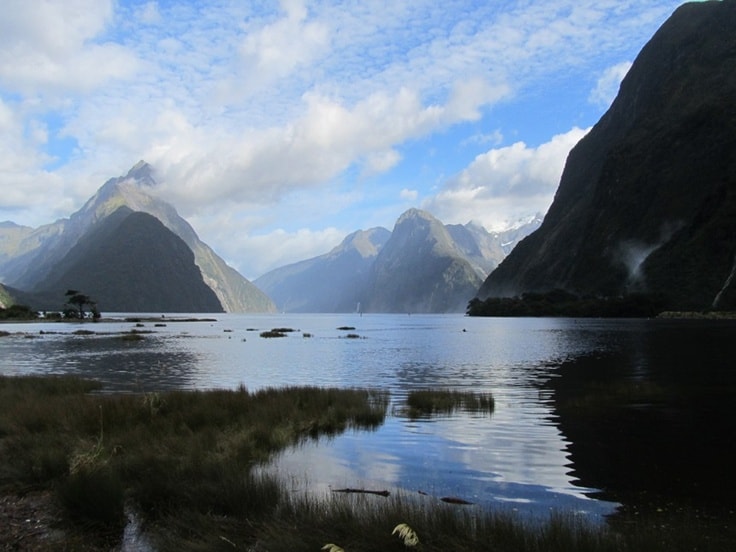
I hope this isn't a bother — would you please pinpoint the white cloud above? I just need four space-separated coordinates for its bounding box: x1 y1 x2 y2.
589 61 632 108
400 189 418 201
199 224 347 280
233 0 330 99
460 130 504 148
424 126 590 230
150 83 503 214
0 0 138 93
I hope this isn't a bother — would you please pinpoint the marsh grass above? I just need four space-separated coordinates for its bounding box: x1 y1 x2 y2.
0 375 388 548
253 491 625 552
405 388 495 417
1 375 730 551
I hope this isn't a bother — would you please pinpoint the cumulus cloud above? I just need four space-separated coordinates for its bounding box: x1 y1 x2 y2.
589 61 632 108
151 83 503 214
233 0 330 98
0 0 138 93
423 126 590 230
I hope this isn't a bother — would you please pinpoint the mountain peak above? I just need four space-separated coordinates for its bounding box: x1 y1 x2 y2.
338 227 391 258
396 208 435 225
125 160 156 186
1 163 276 313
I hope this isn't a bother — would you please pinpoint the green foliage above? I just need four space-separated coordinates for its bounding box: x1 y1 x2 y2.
467 290 668 317
0 284 12 308
0 376 389 546
64 289 98 320
0 303 37 320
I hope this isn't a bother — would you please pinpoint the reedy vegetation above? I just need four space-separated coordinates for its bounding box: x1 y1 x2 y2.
0 375 387 549
405 388 495 417
0 376 727 551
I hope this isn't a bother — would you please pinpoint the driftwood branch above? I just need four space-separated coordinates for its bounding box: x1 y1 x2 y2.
440 496 474 505
331 488 390 497
418 490 474 505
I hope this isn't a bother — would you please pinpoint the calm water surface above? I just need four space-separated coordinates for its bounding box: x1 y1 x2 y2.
2 314 733 522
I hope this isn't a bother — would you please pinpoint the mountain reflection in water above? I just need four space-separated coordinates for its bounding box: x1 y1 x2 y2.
1 314 733 523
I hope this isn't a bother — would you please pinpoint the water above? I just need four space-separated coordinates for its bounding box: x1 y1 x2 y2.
2 313 734 523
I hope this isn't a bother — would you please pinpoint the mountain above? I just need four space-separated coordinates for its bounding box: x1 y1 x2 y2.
256 208 539 313
446 214 543 277
363 209 483 313
0 283 12 309
477 1 736 311
31 207 223 312
0 162 275 313
254 227 390 312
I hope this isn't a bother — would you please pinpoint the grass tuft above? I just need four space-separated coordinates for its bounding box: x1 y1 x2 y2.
260 330 287 338
405 388 495 418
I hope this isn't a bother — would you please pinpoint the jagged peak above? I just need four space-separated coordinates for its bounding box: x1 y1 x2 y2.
124 160 156 186
346 227 391 257
395 208 438 226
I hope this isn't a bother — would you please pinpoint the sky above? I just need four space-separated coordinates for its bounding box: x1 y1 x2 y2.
0 0 695 280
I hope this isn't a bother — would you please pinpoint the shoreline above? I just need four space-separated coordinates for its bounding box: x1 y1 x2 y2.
0 315 219 325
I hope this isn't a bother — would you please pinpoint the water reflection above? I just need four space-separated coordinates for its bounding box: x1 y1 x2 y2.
548 319 736 517
0 315 619 520
4 315 731 522
0 328 201 391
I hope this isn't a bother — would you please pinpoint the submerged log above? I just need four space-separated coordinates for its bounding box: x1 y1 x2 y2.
331 488 390 497
440 496 474 505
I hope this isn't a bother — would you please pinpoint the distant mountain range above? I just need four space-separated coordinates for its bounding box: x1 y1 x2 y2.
1 160 539 315
256 209 541 313
0 162 275 313
476 0 736 312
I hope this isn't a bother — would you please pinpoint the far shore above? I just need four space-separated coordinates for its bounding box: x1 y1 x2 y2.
0 315 219 324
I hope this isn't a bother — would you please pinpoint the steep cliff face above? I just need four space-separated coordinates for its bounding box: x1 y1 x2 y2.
478 1 736 310
364 209 483 313
33 208 223 313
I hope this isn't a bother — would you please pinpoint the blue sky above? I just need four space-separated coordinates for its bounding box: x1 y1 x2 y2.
0 0 693 279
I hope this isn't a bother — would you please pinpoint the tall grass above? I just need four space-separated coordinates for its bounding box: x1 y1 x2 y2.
405 388 495 417
0 375 388 547
1 375 731 551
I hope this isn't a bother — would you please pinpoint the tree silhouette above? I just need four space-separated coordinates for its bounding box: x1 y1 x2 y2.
64 290 98 320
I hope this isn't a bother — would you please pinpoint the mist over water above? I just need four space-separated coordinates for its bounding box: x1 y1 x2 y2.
2 314 733 522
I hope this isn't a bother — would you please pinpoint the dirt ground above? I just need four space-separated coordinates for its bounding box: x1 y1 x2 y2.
0 491 123 551
0 491 68 551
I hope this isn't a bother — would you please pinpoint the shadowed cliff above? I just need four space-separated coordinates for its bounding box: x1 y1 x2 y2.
478 1 736 311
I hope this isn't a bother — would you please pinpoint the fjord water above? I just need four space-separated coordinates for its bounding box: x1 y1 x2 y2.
2 314 734 522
